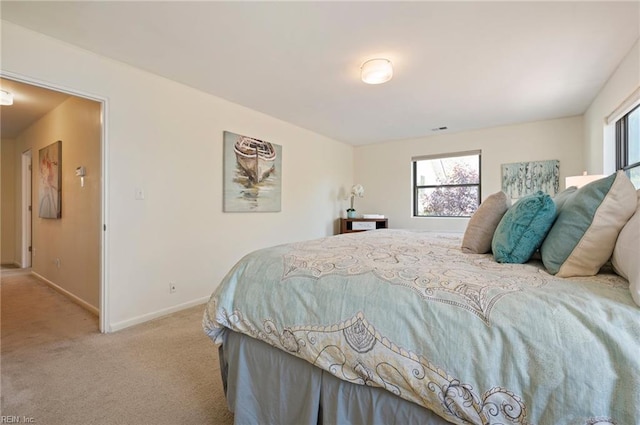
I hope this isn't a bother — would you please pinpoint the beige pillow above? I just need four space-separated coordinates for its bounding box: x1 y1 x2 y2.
612 190 640 307
462 191 510 254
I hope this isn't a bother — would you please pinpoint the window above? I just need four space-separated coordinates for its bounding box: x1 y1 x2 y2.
413 151 481 217
616 104 640 188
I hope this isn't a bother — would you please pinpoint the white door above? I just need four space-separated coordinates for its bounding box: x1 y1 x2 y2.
22 150 32 268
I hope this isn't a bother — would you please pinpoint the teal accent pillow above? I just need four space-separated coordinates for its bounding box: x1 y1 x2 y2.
541 171 637 277
552 186 578 213
492 191 556 264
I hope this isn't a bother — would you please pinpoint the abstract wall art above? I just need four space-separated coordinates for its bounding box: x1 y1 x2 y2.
501 159 559 202
38 140 62 219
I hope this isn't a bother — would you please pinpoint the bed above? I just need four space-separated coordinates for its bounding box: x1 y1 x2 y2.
203 228 640 425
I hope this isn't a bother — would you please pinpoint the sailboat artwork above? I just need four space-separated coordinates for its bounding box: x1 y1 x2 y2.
223 131 282 212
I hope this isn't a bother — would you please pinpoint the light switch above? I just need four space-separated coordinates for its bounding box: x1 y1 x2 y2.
135 188 145 200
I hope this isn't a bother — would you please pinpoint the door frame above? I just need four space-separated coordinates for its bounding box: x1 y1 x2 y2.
2 70 110 333
21 149 32 268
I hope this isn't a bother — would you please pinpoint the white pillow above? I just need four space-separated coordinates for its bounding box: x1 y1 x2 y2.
612 189 640 307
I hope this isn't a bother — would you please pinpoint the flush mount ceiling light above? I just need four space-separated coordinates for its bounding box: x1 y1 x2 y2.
360 58 393 85
0 90 14 106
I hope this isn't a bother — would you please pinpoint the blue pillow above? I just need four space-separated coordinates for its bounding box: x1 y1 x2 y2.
552 186 578 213
492 191 556 264
541 171 637 277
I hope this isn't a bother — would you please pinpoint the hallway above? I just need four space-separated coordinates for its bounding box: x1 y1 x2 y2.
0 272 99 355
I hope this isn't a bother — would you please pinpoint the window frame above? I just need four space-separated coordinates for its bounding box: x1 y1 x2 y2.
616 103 640 185
412 150 482 218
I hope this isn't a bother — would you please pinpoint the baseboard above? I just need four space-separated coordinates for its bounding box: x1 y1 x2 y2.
0 267 31 277
109 296 210 332
31 271 100 316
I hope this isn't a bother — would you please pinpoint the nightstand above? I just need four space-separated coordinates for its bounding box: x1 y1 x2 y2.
340 218 388 234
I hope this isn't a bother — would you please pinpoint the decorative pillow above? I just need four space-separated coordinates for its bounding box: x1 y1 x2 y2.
462 191 510 254
552 186 578 212
612 190 640 307
492 191 556 264
541 171 637 277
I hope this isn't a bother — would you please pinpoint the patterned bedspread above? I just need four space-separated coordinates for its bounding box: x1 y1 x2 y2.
203 229 640 425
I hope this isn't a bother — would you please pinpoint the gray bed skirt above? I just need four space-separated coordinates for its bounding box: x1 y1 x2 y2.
219 329 453 425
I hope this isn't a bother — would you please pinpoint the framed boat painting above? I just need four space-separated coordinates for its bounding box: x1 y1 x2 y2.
38 140 62 219
223 131 282 212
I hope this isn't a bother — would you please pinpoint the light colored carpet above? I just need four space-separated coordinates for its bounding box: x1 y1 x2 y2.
0 273 234 425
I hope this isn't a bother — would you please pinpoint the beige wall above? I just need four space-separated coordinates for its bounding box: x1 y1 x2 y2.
2 21 354 330
13 97 102 309
584 39 640 174
354 116 584 232
1 138 17 264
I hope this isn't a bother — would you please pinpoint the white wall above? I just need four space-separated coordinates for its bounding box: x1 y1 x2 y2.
354 116 584 232
584 39 640 174
1 22 354 330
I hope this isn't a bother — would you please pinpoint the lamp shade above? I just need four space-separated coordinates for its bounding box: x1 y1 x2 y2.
0 90 13 106
565 172 606 189
361 59 393 84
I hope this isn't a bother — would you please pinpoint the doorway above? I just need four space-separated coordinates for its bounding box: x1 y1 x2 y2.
0 73 107 332
21 150 32 268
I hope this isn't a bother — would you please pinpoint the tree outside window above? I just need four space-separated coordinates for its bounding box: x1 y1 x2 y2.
413 152 481 217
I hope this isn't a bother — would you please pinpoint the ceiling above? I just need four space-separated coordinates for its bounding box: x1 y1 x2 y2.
0 78 71 139
1 1 639 145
